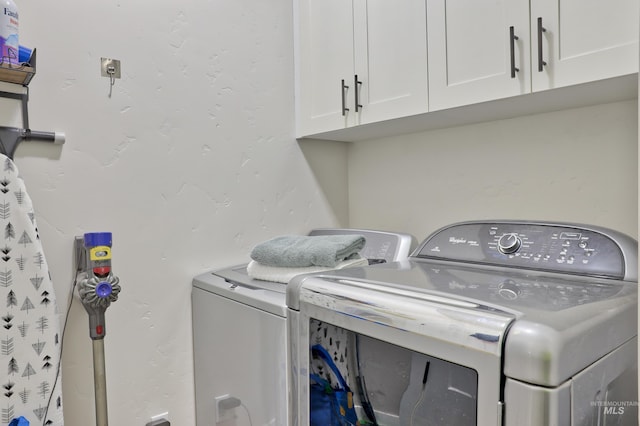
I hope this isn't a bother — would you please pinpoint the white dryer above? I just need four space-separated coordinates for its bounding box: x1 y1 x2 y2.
192 228 414 425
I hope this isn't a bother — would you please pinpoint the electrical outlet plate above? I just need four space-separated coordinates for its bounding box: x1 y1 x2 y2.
215 395 235 423
100 57 121 79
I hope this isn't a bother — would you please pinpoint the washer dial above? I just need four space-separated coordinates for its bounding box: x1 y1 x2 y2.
498 233 522 254
498 280 521 300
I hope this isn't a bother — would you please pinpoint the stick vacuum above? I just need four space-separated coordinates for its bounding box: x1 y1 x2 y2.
75 233 121 426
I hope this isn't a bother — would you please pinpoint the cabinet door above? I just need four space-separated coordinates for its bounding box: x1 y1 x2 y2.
531 0 639 92
426 0 531 111
353 0 429 125
297 0 355 136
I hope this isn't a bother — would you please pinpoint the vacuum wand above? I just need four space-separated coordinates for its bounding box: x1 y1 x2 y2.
76 233 121 426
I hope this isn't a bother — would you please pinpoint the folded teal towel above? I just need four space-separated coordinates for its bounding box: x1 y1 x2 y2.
250 234 366 268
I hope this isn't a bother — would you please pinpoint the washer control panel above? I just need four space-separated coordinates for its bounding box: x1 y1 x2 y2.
415 221 638 281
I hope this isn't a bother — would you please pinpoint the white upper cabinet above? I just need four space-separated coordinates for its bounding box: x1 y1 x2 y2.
531 0 639 92
296 0 428 137
427 0 639 112
426 0 531 111
352 0 429 126
296 0 355 136
296 0 638 140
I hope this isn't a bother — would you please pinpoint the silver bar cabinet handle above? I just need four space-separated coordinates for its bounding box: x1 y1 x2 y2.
341 79 349 116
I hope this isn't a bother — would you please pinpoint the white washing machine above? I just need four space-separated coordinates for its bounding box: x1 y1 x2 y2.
288 220 638 426
192 228 414 426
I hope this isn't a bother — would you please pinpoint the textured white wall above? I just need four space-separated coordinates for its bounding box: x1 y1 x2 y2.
348 100 638 242
6 2 637 425
10 1 341 425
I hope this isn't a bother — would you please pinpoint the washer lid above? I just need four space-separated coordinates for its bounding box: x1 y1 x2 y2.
193 265 288 317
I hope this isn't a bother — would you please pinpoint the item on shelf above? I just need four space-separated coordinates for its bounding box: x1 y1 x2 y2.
0 0 18 65
18 44 30 63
